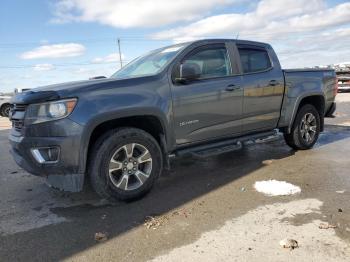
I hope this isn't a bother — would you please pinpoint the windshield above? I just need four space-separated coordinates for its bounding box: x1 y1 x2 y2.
111 44 186 79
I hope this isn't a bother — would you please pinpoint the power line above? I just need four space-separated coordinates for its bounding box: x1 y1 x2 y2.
0 37 172 48
0 30 341 46
0 37 116 47
0 32 328 50
0 60 130 69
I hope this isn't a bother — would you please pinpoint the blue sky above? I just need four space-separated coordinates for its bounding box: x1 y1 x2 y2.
0 0 349 92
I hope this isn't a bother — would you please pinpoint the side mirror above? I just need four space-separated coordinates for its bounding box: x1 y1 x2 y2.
175 63 201 84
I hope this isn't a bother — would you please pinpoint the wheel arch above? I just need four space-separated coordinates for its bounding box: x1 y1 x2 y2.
287 94 325 133
81 113 169 174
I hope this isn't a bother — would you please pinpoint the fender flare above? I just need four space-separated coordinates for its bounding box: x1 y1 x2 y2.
77 108 172 174
287 92 325 133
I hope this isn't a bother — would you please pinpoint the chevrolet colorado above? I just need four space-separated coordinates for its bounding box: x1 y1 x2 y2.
9 39 337 200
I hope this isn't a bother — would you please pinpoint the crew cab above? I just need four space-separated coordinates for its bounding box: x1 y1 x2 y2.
9 39 337 201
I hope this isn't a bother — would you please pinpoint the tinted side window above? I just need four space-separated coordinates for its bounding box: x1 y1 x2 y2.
183 47 231 79
238 48 271 73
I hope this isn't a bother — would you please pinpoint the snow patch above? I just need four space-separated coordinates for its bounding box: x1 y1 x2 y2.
254 180 301 196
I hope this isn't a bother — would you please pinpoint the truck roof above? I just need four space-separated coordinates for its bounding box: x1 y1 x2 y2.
189 38 271 48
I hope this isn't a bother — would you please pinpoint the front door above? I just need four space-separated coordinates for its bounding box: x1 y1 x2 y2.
171 43 243 145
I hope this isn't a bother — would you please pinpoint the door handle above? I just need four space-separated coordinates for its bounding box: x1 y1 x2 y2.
225 84 241 92
269 80 279 86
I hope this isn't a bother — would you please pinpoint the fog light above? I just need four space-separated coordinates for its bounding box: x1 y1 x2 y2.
31 147 60 164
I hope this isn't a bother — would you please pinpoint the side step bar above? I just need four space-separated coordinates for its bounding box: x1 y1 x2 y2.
175 130 279 158
192 142 243 158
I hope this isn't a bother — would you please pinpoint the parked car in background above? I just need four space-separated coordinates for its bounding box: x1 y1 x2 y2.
9 39 337 201
0 93 12 117
336 71 350 92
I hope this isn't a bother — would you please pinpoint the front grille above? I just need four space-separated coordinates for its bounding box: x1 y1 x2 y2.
10 104 27 133
12 104 27 112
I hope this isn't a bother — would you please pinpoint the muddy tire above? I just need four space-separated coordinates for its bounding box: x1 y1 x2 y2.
284 104 321 150
88 128 163 201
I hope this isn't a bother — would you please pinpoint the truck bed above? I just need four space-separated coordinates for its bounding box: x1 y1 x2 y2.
278 68 337 128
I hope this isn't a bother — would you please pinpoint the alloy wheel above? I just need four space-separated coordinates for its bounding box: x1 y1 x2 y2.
108 143 153 191
300 113 317 143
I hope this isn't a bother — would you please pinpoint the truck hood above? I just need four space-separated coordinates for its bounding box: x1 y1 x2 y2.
11 76 158 104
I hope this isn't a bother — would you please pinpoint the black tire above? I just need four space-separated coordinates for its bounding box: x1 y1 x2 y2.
88 128 163 201
284 104 321 150
1 104 11 117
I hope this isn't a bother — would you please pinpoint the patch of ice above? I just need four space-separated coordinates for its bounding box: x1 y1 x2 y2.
254 180 301 196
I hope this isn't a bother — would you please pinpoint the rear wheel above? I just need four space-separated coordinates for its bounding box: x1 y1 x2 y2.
284 104 321 150
89 128 163 201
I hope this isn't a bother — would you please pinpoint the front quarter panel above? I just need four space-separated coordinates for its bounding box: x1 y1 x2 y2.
67 75 173 174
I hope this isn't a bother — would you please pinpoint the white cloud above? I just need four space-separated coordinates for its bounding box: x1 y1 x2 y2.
286 3 350 31
92 53 125 64
33 64 55 71
150 0 350 68
255 0 324 18
20 43 86 59
269 25 350 68
153 0 350 41
51 0 239 27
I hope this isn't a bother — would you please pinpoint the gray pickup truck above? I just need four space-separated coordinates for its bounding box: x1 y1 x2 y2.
9 39 337 201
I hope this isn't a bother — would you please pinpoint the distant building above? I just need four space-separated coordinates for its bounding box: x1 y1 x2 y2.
333 62 350 72
311 62 350 72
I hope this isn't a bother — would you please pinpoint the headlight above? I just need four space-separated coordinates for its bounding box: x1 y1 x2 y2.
25 98 77 125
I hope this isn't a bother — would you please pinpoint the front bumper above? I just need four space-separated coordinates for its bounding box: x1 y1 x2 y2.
9 118 86 192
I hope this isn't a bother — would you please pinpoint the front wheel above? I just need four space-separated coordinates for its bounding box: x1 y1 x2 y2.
1 104 11 117
89 128 163 201
284 104 321 150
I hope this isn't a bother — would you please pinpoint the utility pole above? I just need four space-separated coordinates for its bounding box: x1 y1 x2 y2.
117 38 123 68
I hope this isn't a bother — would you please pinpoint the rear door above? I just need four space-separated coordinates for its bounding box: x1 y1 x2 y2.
170 42 243 145
237 44 284 132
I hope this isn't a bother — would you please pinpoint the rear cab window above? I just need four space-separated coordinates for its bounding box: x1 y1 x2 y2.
237 46 272 74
